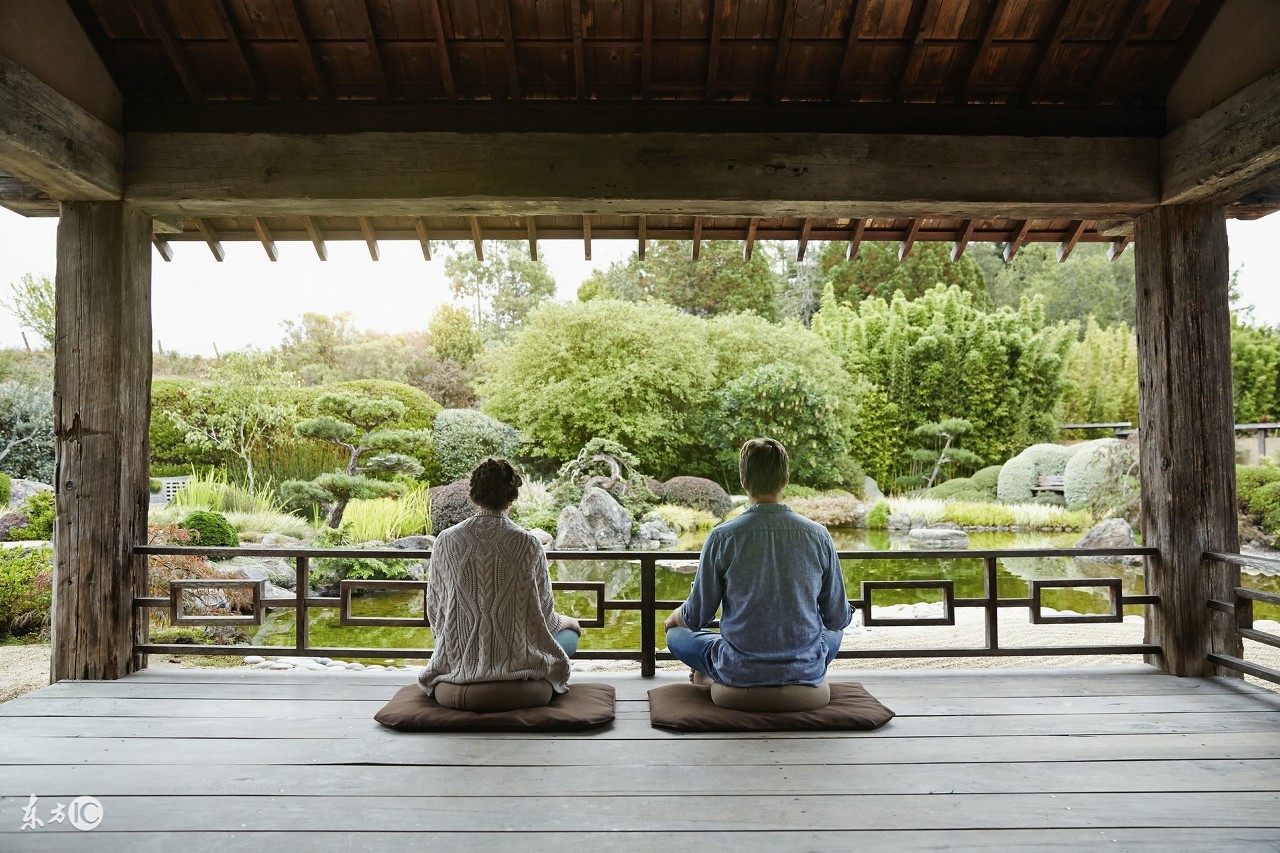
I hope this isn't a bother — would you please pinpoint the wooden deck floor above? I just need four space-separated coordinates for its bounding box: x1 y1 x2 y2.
1 665 1278 851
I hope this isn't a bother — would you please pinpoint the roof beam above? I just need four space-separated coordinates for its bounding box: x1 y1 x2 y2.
1162 65 1280 206
691 216 702 260
194 218 225 261
569 0 586 101
638 215 646 260
0 57 122 200
210 0 259 99
1108 235 1132 261
848 217 866 259
583 215 592 260
1024 0 1077 104
526 217 538 260
131 0 203 101
961 0 1010 102
498 0 522 99
252 216 277 261
641 0 653 99
0 174 57 216
950 218 974 261
426 0 456 99
899 218 920 260
745 217 758 260
126 132 1160 220
894 0 934 103
471 216 484 260
287 0 328 100
1057 219 1087 262
1003 219 1030 262
357 0 391 101
797 217 812 261
358 216 379 260
304 216 327 260
152 235 173 262
705 0 725 99
770 0 799 100
1087 0 1143 105
835 0 871 100
414 217 432 260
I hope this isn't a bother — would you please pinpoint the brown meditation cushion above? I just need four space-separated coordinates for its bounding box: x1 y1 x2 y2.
433 679 554 713
710 680 832 713
375 682 616 732
648 681 894 732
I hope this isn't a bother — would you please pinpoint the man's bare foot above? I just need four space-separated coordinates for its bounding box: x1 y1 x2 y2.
688 669 714 687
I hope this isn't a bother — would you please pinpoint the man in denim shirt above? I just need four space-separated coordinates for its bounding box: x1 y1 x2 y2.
664 438 852 687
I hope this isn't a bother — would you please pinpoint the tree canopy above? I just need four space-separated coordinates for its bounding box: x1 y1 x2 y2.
445 242 556 338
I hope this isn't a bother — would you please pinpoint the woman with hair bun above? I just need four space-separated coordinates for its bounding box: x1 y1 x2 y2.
418 458 581 704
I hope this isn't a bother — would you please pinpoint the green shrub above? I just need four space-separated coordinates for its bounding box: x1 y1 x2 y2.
997 444 1074 503
173 468 285 515
653 504 720 533
149 478 162 494
343 484 431 542
784 484 823 499
1238 465 1280 514
662 476 734 518
433 409 522 484
325 380 442 430
927 477 975 499
180 510 240 547
866 501 891 529
1062 438 1127 508
0 546 52 638
971 465 1003 491
0 472 10 503
1251 481 1280 533
9 491 54 541
429 479 475 535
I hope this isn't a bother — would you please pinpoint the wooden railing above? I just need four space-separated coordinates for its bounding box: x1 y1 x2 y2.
133 545 1161 677
1203 550 1280 685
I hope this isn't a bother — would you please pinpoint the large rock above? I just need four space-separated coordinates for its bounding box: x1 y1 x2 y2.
580 486 632 549
0 510 30 541
638 518 678 547
886 512 912 531
554 506 596 550
8 479 51 509
1073 517 1141 565
260 533 303 548
863 476 885 502
388 535 435 551
527 528 555 549
215 556 297 588
907 527 970 549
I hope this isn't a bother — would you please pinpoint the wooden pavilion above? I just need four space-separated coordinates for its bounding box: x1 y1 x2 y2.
3 0 1280 848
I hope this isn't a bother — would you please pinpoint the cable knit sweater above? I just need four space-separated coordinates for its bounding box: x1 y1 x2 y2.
418 509 571 695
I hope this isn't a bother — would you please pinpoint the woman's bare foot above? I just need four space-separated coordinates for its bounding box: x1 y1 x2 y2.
688 669 714 687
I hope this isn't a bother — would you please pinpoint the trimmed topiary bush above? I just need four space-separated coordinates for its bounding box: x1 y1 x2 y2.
429 478 476 535
180 510 240 547
997 444 1075 503
662 476 734 518
1062 438 1126 509
927 477 975 499
433 409 522 485
970 465 1003 493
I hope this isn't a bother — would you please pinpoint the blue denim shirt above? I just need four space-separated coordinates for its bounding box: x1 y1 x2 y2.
679 503 852 687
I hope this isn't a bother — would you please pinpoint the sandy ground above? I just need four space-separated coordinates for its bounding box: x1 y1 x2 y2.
5 612 1277 702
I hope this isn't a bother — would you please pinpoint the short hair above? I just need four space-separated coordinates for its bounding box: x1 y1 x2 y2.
469 458 522 511
739 438 789 497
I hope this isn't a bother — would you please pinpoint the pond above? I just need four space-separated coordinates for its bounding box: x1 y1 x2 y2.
253 528 1280 655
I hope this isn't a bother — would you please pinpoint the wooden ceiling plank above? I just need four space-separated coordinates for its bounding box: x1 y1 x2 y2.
705 0 725 99
1108 234 1133 261
745 216 758 260
498 0 523 99
130 0 204 101
195 218 224 261
1057 218 1088 262
770 0 800 100
583 215 592 260
304 216 327 260
570 0 586 101
894 0 935 104
1087 0 1144 105
692 215 702 260
961 0 1011 102
210 0 259 99
359 216 379 260
251 216 278 261
835 0 871 100
1025 0 1078 104
642 0 653 99
899 217 920 260
357 0 392 101
638 215 647 260
1003 218 1030 262
951 217 975 261
152 235 174 262
426 0 457 99
286 0 329 100
848 217 866 259
470 216 484 260
414 217 432 261
527 217 538 260
797 216 812 260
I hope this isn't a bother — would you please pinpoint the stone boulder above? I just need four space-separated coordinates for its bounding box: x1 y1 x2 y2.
580 486 632 549
863 476 885 502
8 479 52 509
527 528 555 549
886 512 912 531
388 535 435 552
907 527 970 549
216 556 298 589
1072 517 1141 565
260 533 304 548
639 517 678 547
554 506 596 550
0 510 30 541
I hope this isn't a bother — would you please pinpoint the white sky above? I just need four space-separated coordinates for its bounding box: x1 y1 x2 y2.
0 207 1277 356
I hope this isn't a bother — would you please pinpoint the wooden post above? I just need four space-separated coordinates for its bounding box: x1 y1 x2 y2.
1135 204 1241 677
52 201 153 681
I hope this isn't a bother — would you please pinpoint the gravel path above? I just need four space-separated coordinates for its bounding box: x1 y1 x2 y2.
0 644 50 703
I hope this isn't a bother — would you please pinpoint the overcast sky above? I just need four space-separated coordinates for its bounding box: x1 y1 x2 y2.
1 208 1277 357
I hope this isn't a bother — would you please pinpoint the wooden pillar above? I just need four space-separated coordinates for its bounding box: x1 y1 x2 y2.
51 202 153 681
1135 204 1241 677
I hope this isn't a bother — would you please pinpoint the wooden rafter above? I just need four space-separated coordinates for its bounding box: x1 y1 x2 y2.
745 217 758 260
705 0 725 99
951 218 975 261
899 218 921 261
1025 0 1077 104
1160 0 1226 97
131 0 203 101
797 217 812 261
210 0 259 99
194 218 224 261
287 0 329 100
304 216 327 261
527 217 538 260
356 0 391 101
1088 0 1144 105
252 217 277 261
427 0 456 99
152 236 174 262
359 216 379 260
414 217 432 261
569 0 586 101
961 0 1010 102
498 0 522 99
638 215 647 260
1057 219 1087 262
641 0 653 99
834 0 871 100
692 216 702 260
848 217 866 260
470 216 484 260
1108 234 1132 261
583 215 592 260
893 0 935 104
770 0 799 100
1003 219 1030 262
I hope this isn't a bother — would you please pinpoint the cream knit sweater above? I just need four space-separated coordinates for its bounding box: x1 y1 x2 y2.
418 509 571 695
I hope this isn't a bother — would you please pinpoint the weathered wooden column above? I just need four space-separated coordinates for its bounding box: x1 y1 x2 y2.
52 202 152 681
1135 204 1241 676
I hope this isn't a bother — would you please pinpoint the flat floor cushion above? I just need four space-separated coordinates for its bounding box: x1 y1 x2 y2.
433 679 554 712
649 681 894 732
710 680 831 712
375 682 615 732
